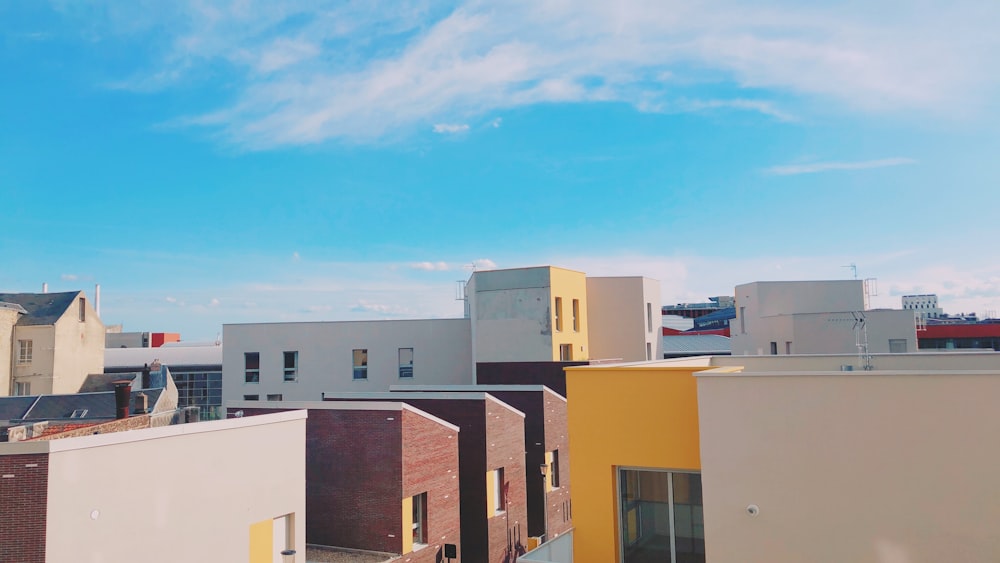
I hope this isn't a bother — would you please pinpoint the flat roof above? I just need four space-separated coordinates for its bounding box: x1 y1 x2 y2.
223 317 468 328
389 384 566 403
226 400 460 432
0 409 306 455
322 391 526 418
104 345 222 368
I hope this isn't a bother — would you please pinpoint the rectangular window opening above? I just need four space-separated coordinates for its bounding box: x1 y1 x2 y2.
353 349 368 380
646 302 653 333
559 343 573 361
572 299 580 332
17 340 32 365
412 492 428 546
243 394 259 401
770 341 778 355
619 468 704 563
244 352 260 383
79 297 86 322
399 347 414 378
14 381 30 396
555 297 563 332
283 351 298 382
646 342 652 361
266 394 283 401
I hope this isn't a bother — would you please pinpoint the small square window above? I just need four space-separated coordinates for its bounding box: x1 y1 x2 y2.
266 394 283 401
353 349 368 380
243 394 259 401
14 381 30 396
559 343 572 361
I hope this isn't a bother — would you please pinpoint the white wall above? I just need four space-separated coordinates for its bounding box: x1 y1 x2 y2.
587 277 661 362
698 371 1000 563
51 293 105 394
223 319 472 403
43 410 306 563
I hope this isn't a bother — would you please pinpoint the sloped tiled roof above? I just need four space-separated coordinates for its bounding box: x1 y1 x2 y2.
0 291 81 326
21 388 164 421
0 396 38 422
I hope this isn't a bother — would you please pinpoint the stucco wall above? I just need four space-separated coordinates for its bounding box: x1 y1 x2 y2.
223 319 472 403
697 371 1000 563
549 268 589 362
51 294 105 394
565 366 704 563
13 325 56 395
586 277 660 362
0 308 19 396
42 411 306 563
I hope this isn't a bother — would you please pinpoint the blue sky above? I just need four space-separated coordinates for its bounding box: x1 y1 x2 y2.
2 0 999 340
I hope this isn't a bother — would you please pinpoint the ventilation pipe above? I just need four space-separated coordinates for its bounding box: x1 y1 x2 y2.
95 284 101 317
42 283 48 294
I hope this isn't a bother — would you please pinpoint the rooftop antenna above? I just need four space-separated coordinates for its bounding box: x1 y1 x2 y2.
852 312 873 371
842 263 858 280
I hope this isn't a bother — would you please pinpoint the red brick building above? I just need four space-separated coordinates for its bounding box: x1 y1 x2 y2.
233 401 462 562
391 385 572 545
323 392 528 563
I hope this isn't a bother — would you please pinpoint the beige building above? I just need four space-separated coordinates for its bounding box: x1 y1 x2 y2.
0 291 105 397
0 409 307 563
586 276 662 361
730 281 917 356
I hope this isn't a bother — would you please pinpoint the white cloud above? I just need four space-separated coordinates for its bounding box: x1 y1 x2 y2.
209 298 220 307
470 258 497 270
433 123 470 134
765 157 916 176
85 0 999 146
60 274 78 281
410 261 451 271
490 117 503 128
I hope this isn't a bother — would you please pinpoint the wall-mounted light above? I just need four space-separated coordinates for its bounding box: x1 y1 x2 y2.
539 464 548 477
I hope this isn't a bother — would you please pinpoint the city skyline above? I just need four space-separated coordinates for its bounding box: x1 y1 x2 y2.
3 1 999 340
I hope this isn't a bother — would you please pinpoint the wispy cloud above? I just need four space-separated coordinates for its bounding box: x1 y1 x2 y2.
60 274 78 281
410 261 451 271
74 0 999 147
765 157 916 176
432 123 470 134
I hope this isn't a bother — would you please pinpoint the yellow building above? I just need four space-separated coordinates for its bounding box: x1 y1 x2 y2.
565 362 727 563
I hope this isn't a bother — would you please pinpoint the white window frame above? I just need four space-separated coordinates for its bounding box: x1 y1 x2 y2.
17 339 32 365
283 351 298 382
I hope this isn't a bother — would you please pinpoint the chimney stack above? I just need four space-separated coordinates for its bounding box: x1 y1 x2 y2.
95 284 101 317
42 282 48 294
113 381 131 419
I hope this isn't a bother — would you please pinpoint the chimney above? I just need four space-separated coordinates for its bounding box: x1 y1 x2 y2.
113 381 131 419
42 282 48 294
95 284 101 317
134 393 149 414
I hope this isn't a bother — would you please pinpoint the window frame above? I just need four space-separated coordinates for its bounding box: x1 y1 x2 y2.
398 347 414 378
244 352 260 384
617 467 704 563
14 381 30 396
554 297 563 332
283 351 298 382
572 299 580 332
559 343 573 361
352 348 368 380
17 339 32 365
412 492 428 546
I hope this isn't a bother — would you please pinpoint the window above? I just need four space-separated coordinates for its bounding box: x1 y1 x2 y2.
554 297 563 332
244 352 260 383
399 348 414 378
889 339 908 353
572 299 580 332
17 340 32 365
487 468 506 516
283 351 298 382
266 394 283 401
559 343 573 361
770 341 778 355
739 306 746 334
546 450 560 491
79 297 86 322
619 469 704 563
14 382 30 396
785 341 792 354
412 492 427 546
646 342 652 361
243 394 259 401
353 349 368 380
70 409 88 418
646 302 653 333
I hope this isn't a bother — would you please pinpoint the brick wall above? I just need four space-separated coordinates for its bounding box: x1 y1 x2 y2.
485 396 528 563
29 414 151 441
401 408 461 563
0 453 49 563
542 390 572 539
242 407 403 553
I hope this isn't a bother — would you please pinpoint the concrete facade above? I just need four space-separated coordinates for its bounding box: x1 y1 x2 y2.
1 291 105 397
231 401 461 562
0 410 306 563
467 266 589 364
730 281 917 356
697 369 1000 563
586 277 662 362
223 319 472 404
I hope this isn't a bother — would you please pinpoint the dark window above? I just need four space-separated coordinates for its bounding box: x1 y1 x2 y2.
245 352 260 383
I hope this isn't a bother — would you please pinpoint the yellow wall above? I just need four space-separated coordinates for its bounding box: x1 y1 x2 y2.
549 267 589 361
565 365 708 563
249 519 273 563
402 496 413 554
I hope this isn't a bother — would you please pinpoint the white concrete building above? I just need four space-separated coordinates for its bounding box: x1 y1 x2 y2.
0 410 306 562
0 291 105 397
586 277 662 361
730 281 917 356
902 293 944 319
222 319 472 404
